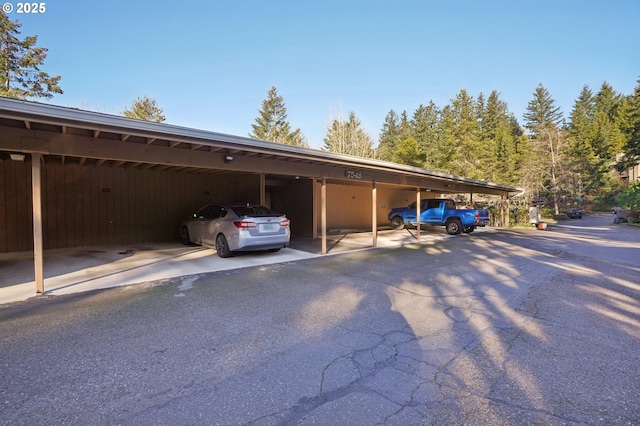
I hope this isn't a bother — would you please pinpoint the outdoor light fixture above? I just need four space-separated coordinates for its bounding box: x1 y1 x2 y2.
224 154 234 163
10 153 25 162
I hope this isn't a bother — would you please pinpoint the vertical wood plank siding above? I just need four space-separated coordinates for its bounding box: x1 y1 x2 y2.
315 185 429 233
0 161 260 253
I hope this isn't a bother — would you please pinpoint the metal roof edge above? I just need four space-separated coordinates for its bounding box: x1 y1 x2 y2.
0 97 522 194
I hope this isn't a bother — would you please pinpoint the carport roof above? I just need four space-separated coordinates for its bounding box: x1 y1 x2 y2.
0 97 522 197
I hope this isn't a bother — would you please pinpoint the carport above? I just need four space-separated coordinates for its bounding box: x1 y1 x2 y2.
0 97 521 295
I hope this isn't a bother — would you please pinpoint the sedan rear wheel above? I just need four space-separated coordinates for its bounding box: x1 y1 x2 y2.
180 226 191 245
215 234 232 258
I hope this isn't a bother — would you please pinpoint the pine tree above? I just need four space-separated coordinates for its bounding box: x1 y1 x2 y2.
618 78 640 171
444 89 483 179
394 136 424 167
593 82 625 158
411 101 441 169
323 109 374 158
479 91 516 182
568 86 599 200
250 86 308 147
377 110 401 162
0 11 62 99
523 83 563 135
122 95 166 122
523 84 566 214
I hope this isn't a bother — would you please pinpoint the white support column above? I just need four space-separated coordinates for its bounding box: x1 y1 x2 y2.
321 178 327 255
371 181 377 247
416 187 421 239
32 153 44 294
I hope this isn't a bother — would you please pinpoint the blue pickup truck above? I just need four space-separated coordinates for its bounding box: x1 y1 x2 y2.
388 199 490 235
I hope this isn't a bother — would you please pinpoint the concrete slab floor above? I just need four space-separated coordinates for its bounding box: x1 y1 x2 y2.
0 228 458 306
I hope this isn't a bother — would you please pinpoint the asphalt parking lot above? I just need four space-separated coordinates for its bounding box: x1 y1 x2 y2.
1 214 639 425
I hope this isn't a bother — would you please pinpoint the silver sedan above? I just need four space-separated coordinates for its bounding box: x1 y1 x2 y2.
180 203 291 258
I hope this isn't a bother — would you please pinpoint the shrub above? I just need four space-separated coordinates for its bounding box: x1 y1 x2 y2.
616 181 640 212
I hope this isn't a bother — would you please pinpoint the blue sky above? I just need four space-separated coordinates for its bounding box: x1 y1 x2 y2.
8 0 640 149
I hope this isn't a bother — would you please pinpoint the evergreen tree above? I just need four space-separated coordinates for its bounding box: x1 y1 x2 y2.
438 105 459 173
394 136 425 167
323 109 374 158
377 110 402 162
568 86 600 200
618 78 640 171
493 120 519 185
445 89 483 179
523 84 566 213
479 91 517 183
0 11 62 99
250 86 308 147
122 95 166 122
411 101 441 169
594 82 620 122
523 83 563 135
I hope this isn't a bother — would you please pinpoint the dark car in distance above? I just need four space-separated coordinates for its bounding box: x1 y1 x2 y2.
567 209 583 219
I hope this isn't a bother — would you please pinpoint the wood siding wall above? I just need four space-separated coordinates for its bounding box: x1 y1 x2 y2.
0 161 260 253
315 185 435 232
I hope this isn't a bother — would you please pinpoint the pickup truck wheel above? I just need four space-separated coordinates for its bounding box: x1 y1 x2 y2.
445 218 463 235
390 216 405 230
463 226 475 233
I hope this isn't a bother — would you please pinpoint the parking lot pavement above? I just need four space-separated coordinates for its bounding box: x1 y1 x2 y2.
0 228 456 305
1 216 638 425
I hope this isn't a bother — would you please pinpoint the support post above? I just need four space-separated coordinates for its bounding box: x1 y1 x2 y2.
505 196 510 227
416 187 421 239
32 153 44 294
321 178 327 255
371 181 377 247
259 173 266 206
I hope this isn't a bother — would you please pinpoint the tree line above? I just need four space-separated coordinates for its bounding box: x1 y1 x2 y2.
253 81 640 212
3 11 639 211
